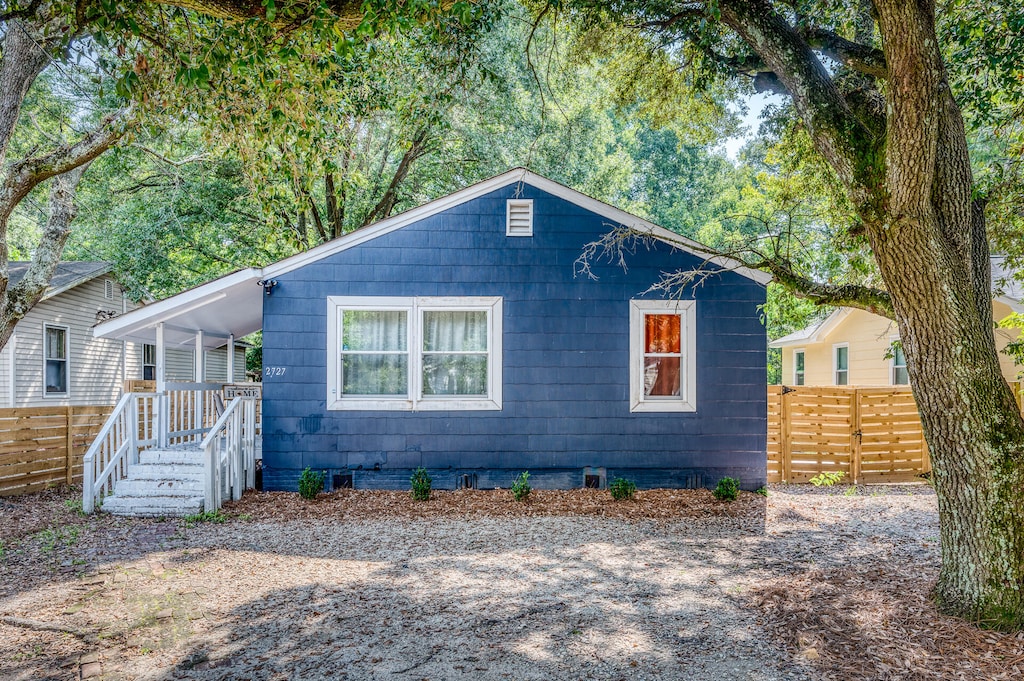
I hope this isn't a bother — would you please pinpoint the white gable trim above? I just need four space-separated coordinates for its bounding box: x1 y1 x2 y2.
769 309 851 348
93 268 262 341
41 264 113 302
262 168 771 285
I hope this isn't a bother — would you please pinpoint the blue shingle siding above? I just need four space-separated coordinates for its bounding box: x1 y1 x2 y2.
261 183 767 491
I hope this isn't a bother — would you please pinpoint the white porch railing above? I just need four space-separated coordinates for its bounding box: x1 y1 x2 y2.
201 396 258 511
82 392 158 514
82 383 258 514
161 382 226 447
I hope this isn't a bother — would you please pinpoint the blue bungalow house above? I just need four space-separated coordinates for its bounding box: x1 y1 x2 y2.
93 169 770 495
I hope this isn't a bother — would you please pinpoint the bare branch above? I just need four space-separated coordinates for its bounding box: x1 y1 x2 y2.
134 145 209 167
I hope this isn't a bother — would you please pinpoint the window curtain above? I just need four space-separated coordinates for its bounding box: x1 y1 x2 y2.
422 311 488 395
341 311 408 395
643 314 681 397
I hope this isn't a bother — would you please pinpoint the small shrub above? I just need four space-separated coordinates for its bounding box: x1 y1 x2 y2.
511 471 531 502
809 471 845 487
755 486 768 497
184 509 227 526
298 467 325 500
608 477 637 500
713 477 740 501
410 467 432 501
843 485 858 497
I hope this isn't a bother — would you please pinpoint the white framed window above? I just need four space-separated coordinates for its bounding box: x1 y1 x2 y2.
629 299 696 413
890 338 909 385
143 344 157 381
326 296 502 411
833 343 849 386
506 199 533 236
793 349 806 386
43 324 69 397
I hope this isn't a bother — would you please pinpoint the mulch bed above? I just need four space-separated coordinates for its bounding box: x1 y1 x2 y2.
749 562 1024 680
222 487 766 522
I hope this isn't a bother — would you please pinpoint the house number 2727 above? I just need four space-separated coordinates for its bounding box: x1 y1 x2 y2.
264 367 287 377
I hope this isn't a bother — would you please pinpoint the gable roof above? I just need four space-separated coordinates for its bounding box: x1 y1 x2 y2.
771 256 1024 348
94 168 772 346
7 261 111 301
261 168 772 284
769 309 852 348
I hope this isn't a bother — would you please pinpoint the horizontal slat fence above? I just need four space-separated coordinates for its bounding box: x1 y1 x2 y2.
767 384 985 484
0 405 113 496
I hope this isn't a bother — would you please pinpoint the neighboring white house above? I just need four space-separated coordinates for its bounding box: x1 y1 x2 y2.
0 262 246 407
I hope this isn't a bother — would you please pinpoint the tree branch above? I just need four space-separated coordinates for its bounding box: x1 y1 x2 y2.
0 1 43 23
754 257 893 318
0 108 131 224
802 27 887 79
134 145 209 167
0 162 91 347
717 0 884 223
361 127 432 227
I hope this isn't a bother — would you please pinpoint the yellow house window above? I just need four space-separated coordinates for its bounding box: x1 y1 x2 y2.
793 349 805 386
834 344 849 385
891 342 909 385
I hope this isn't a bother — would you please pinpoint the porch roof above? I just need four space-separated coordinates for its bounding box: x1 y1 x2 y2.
93 268 264 349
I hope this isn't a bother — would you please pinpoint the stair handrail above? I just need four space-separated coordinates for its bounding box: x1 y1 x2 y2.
82 392 157 514
201 396 250 512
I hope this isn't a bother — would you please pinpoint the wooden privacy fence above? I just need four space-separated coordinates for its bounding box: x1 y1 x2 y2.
768 385 935 484
0 405 113 496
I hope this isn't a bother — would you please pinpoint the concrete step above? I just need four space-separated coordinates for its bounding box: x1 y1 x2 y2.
101 493 204 517
139 448 204 465
115 477 204 497
127 462 205 479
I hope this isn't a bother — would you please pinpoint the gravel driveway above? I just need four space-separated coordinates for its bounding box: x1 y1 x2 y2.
3 484 1008 681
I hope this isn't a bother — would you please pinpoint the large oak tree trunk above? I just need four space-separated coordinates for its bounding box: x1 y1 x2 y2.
709 0 1024 626
869 0 1024 627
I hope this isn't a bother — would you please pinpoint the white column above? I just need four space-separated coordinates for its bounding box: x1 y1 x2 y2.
195 330 205 383
155 322 167 447
226 334 235 384
155 323 166 393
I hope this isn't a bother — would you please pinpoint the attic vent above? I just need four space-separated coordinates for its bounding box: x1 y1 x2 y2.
104 279 114 299
506 199 534 237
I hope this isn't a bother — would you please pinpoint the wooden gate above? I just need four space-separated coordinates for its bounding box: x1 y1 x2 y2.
768 386 931 484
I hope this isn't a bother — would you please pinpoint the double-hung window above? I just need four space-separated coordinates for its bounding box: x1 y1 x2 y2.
890 340 909 385
327 296 502 410
793 349 806 386
834 344 849 385
629 300 696 412
44 324 69 396
143 344 157 381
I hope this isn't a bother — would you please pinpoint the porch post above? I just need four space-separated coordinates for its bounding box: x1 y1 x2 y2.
155 322 168 447
194 330 205 437
155 323 166 393
195 330 205 383
226 334 235 383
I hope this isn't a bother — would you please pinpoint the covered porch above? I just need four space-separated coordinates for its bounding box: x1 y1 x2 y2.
84 269 267 515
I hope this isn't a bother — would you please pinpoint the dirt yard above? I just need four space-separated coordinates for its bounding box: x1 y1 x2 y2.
1 484 1022 680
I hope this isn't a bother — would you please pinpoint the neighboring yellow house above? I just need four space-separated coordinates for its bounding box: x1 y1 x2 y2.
770 259 1024 387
